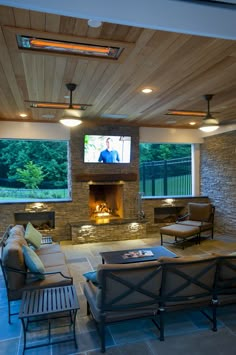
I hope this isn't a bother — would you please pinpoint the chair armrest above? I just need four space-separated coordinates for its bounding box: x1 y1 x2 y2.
3 265 73 282
176 213 189 222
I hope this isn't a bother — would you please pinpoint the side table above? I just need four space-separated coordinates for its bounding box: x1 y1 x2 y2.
19 285 79 353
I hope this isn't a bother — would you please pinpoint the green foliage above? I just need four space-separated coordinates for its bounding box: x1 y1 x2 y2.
140 143 191 162
15 161 45 189
0 139 68 188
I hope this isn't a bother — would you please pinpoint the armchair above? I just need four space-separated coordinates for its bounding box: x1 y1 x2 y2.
177 202 215 239
84 261 162 352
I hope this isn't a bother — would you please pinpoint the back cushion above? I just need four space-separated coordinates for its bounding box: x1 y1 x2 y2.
217 256 236 283
9 225 25 238
188 203 212 221
6 225 27 247
2 239 27 290
96 261 162 309
159 256 217 300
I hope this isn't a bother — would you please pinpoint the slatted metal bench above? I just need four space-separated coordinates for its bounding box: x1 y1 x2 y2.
19 285 79 353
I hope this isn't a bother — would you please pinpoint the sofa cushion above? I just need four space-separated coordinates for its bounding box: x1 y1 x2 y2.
24 222 42 249
22 245 45 280
24 264 72 291
35 243 61 255
188 203 212 221
2 239 27 290
38 252 66 268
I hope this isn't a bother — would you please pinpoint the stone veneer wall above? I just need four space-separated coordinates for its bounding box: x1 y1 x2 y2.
200 130 236 235
143 196 210 234
0 125 140 242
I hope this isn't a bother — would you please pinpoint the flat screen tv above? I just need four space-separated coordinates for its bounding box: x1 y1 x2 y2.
84 135 131 163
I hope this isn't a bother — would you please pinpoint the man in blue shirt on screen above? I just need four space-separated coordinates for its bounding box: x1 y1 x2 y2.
98 137 120 163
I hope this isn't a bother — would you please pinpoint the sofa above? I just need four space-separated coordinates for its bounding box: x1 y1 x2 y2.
84 253 236 352
0 224 72 323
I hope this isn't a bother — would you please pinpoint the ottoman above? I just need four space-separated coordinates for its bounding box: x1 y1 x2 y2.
160 224 200 249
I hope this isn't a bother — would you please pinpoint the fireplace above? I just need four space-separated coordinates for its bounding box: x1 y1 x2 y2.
14 211 55 230
154 206 184 223
89 183 123 223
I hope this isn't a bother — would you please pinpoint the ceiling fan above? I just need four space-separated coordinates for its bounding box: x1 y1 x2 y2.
167 94 236 131
199 94 236 132
199 94 219 132
25 83 92 127
25 83 92 111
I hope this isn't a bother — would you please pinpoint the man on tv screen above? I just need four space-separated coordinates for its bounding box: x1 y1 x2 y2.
98 137 120 163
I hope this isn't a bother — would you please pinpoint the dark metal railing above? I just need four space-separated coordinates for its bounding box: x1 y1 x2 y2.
140 157 191 196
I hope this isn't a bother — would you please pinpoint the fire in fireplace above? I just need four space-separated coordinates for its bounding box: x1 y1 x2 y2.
89 183 123 223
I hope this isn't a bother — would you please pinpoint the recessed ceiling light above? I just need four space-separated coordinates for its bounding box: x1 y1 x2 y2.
88 19 102 28
142 88 153 94
19 113 27 117
42 114 55 119
189 122 196 125
64 95 70 99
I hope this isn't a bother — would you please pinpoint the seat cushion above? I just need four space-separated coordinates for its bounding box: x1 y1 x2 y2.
178 220 213 231
38 252 66 268
36 243 61 255
22 264 72 296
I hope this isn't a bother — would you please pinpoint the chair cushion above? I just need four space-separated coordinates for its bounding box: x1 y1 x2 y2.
188 203 212 221
22 245 45 280
24 222 42 249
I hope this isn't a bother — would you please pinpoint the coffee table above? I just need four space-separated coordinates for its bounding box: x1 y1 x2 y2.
100 246 177 264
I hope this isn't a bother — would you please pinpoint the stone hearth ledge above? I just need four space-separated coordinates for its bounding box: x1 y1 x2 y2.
70 219 147 244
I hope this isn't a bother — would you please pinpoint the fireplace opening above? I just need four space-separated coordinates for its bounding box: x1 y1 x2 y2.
154 206 184 223
14 211 55 230
89 184 123 223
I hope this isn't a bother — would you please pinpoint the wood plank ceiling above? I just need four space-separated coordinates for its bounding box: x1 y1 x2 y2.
0 5 236 129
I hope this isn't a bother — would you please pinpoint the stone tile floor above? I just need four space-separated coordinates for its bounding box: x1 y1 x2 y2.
1 233 236 354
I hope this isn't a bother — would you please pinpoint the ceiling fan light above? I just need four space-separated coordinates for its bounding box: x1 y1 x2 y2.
59 118 82 127
199 125 219 132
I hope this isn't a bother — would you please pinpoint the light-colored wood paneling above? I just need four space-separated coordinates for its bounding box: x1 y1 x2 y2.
0 5 236 128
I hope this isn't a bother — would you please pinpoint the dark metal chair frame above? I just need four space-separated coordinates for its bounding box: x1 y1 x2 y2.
158 258 218 341
87 264 162 353
177 204 215 239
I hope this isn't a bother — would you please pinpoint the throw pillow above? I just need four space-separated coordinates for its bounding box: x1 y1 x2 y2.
22 245 45 280
24 222 42 249
83 270 98 285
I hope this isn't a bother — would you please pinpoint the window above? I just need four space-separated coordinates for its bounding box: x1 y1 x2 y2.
139 143 192 197
0 139 71 202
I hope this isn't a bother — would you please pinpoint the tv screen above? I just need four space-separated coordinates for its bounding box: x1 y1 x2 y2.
84 135 131 163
